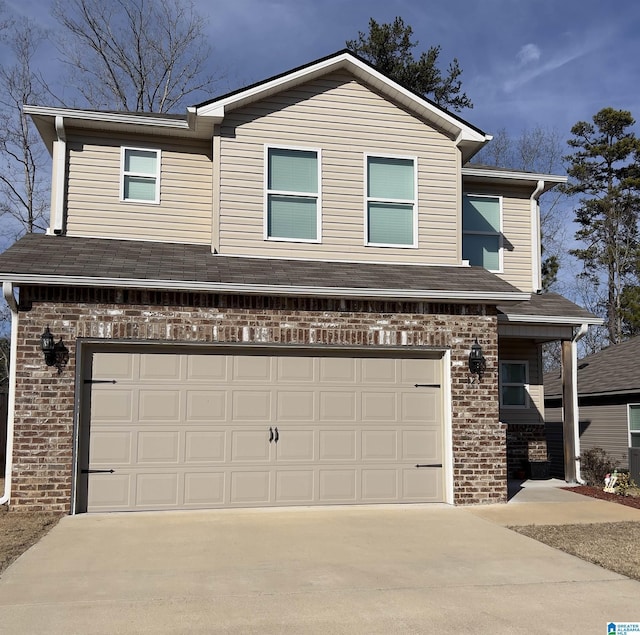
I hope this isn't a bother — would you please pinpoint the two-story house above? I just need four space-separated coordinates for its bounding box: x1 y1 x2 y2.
0 51 599 514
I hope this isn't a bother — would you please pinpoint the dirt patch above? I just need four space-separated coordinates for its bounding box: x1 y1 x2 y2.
513 522 640 581
0 481 63 576
562 485 640 509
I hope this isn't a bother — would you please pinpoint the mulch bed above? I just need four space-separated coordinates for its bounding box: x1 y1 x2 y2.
562 485 640 509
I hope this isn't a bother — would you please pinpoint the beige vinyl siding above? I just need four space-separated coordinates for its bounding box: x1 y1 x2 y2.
218 71 460 264
463 183 533 292
499 338 543 424
65 131 213 244
545 402 630 469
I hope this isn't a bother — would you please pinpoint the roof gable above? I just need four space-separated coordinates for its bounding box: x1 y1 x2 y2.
194 50 491 162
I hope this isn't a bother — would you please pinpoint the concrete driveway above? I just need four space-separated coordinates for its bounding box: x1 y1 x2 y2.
0 500 639 634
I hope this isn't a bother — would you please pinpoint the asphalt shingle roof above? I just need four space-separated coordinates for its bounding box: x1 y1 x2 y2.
544 336 640 399
497 293 597 321
0 234 523 298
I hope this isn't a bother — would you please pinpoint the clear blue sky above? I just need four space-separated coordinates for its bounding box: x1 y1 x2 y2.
6 0 640 140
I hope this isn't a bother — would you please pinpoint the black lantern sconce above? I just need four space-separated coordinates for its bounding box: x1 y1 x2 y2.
468 337 486 382
40 326 69 374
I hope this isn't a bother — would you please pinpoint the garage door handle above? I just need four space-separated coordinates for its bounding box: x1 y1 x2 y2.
81 469 115 474
274 427 279 443
269 427 274 443
415 464 442 468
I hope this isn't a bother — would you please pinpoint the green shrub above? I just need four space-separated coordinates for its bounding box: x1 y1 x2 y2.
579 447 619 486
614 471 638 496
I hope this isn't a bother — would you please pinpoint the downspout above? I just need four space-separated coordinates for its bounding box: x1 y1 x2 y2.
48 115 66 235
0 282 18 505
530 180 544 292
571 323 589 483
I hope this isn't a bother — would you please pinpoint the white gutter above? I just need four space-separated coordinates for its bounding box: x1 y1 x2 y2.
48 116 66 235
571 323 589 484
530 180 544 292
462 166 567 185
0 273 530 303
498 314 604 326
1 282 18 506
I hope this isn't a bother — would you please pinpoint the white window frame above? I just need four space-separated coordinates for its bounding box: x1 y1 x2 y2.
364 153 418 249
627 403 640 448
264 144 322 243
462 193 503 273
120 146 161 204
499 360 529 409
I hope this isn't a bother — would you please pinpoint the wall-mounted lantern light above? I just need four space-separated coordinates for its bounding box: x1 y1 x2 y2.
40 326 69 374
468 337 486 381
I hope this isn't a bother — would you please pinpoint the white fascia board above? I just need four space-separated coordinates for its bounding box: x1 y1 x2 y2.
498 313 604 325
1 273 529 302
24 105 191 131
462 166 567 186
196 53 489 144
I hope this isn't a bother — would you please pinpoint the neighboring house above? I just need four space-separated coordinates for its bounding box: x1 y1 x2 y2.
545 337 640 478
0 51 599 514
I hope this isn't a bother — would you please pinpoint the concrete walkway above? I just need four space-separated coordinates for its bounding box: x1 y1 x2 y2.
0 482 639 634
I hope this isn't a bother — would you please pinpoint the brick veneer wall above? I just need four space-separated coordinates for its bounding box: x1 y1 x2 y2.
10 286 506 512
506 424 549 477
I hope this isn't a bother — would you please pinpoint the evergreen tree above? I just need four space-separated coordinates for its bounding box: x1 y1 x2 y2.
566 107 640 345
346 17 472 112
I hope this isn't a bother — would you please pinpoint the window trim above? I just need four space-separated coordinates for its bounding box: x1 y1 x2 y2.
264 144 322 243
462 193 503 273
627 403 640 448
120 146 161 204
499 360 529 409
364 152 418 249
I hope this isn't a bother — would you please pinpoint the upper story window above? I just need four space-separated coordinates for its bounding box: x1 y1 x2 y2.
500 361 529 408
121 147 160 204
265 146 320 242
366 155 417 248
628 405 640 448
463 194 502 271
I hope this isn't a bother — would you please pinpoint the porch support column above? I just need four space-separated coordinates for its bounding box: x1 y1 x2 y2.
561 324 588 483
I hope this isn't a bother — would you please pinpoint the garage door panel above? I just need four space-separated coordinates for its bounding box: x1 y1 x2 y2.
361 391 397 421
91 390 133 423
319 358 356 384
137 431 180 463
184 472 225 505
319 469 357 501
402 430 441 461
277 356 314 382
319 391 356 420
362 430 397 460
232 390 271 421
231 429 271 462
89 431 133 464
362 469 398 500
138 390 181 422
184 431 226 463
86 352 445 511
88 473 131 510
230 470 270 503
186 390 227 421
275 470 314 502
136 473 179 507
187 354 228 381
319 430 356 461
140 354 182 380
277 391 315 421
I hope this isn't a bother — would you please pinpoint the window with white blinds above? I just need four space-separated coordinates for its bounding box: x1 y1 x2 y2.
266 147 320 241
366 155 416 247
121 147 160 203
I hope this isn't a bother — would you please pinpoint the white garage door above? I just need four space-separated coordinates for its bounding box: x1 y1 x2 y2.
81 350 444 512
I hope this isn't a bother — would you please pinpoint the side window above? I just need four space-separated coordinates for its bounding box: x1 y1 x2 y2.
266 147 320 242
629 404 640 447
366 155 417 247
121 147 160 203
463 194 502 271
500 361 529 408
